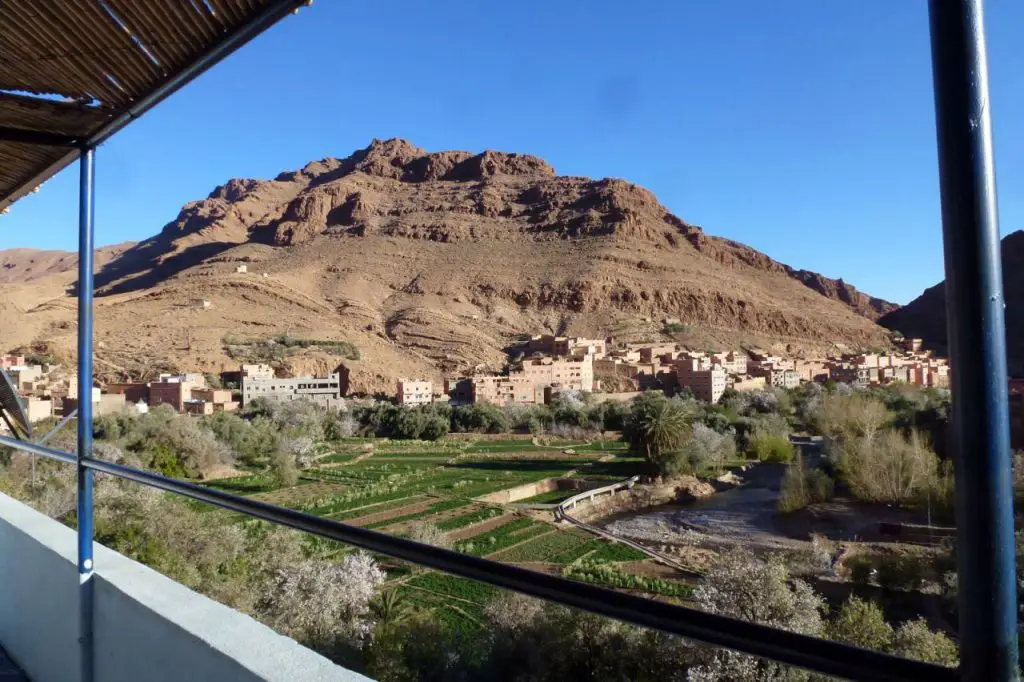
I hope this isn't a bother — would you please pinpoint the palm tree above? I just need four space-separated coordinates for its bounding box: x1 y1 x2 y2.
372 589 416 632
640 400 688 460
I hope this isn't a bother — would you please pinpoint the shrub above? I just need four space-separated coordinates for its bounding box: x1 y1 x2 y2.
806 468 835 501
893 619 958 666
875 554 927 592
406 522 453 550
682 422 736 474
779 458 834 513
274 400 326 441
269 447 299 487
846 556 875 585
828 597 893 651
837 430 940 506
750 432 794 463
451 403 510 434
419 414 449 441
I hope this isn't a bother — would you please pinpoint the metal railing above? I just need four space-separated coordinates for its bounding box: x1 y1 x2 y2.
0 433 956 682
0 0 1016 680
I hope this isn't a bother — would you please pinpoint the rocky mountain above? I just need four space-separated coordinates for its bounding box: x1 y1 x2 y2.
0 139 895 393
879 230 1024 376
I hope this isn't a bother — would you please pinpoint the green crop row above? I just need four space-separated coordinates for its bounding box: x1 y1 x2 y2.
457 519 551 557
491 529 593 563
563 562 693 598
318 452 361 464
405 572 498 604
394 587 485 633
585 541 649 563
327 496 428 522
363 498 471 530
204 475 280 494
436 506 504 531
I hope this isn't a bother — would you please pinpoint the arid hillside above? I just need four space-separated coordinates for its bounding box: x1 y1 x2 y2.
879 230 1024 376
0 139 895 393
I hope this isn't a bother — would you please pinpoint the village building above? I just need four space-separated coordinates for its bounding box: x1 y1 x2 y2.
1 354 25 369
105 382 150 404
517 356 594 392
62 390 126 417
241 373 343 408
675 357 727 403
793 360 830 383
730 376 767 392
525 335 606 359
710 351 748 375
191 388 239 412
397 379 434 406
900 338 924 353
149 380 197 412
184 400 214 416
25 397 53 423
7 365 43 391
638 344 679 364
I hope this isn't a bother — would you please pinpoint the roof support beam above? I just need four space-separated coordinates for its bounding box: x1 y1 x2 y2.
0 125 79 147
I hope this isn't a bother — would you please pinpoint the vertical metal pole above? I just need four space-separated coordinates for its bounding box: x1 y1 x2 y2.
928 1 1018 680
76 146 95 682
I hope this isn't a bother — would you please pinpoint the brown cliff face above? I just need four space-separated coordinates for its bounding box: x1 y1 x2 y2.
0 139 894 390
879 230 1024 375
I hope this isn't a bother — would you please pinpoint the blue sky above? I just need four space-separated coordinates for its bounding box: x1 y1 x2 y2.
2 1 1022 305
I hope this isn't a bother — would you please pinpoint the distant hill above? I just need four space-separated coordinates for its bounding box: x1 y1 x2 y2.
0 139 894 392
0 243 134 284
879 230 1024 376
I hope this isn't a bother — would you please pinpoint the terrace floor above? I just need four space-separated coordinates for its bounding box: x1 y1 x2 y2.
0 645 27 682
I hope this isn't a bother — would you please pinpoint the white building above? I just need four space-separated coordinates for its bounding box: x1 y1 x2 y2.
242 373 343 408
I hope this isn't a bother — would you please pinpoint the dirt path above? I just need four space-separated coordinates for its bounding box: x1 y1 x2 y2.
318 450 375 468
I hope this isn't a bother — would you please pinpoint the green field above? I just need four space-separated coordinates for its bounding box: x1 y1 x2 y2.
204 435 692 633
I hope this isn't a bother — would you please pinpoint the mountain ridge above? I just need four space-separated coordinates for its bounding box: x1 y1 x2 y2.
879 230 1024 375
0 139 896 392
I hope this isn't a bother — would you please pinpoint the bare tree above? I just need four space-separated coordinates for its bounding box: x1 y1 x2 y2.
690 548 825 681
259 551 385 653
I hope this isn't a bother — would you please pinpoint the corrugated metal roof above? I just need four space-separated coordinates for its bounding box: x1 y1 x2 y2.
0 0 309 211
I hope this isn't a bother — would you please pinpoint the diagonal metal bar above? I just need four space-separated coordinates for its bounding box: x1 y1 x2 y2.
37 408 78 446
0 433 959 682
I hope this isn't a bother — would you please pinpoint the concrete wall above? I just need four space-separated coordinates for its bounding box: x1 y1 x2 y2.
0 492 369 682
475 477 595 504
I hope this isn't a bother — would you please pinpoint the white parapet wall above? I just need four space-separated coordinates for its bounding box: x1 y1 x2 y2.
0 491 371 682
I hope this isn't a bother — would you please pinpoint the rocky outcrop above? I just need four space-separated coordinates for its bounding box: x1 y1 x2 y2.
879 230 1024 374
787 270 897 320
